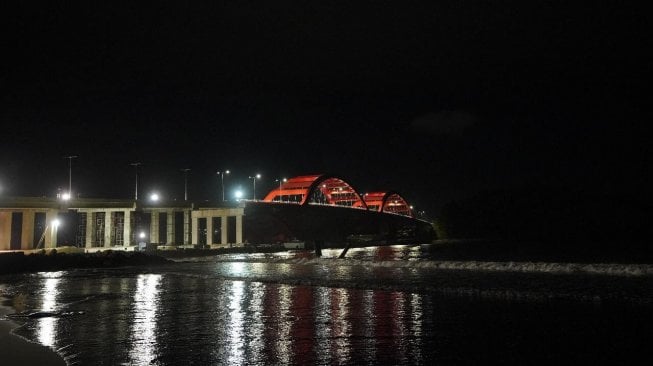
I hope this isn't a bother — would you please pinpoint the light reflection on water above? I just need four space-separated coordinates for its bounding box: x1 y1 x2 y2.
129 274 162 365
37 276 61 348
6 246 653 365
227 280 245 365
276 284 292 365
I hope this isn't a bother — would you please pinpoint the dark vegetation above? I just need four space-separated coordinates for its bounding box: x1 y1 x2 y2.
433 185 653 263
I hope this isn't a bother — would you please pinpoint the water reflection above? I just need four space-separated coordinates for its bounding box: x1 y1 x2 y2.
276 284 292 365
227 280 245 364
330 288 351 363
37 274 62 348
129 274 162 365
314 287 331 364
247 282 265 363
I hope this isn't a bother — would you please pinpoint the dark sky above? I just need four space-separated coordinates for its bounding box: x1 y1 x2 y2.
1 2 650 215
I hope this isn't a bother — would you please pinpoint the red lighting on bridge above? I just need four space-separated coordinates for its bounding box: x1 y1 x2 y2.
262 174 414 217
363 192 414 217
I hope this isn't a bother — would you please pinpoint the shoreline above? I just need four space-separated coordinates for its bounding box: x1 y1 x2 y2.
0 286 67 366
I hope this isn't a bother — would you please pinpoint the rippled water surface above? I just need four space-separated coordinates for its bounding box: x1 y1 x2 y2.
2 245 652 365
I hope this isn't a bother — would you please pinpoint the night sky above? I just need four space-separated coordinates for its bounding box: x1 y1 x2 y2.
1 2 649 215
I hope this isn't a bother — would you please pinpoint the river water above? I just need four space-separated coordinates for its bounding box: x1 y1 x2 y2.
1 244 652 365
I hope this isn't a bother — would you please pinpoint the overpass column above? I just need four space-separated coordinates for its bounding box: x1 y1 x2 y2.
206 216 213 245
236 214 243 245
104 211 112 248
0 212 11 250
191 216 198 245
85 212 93 248
44 210 58 249
150 211 159 244
221 216 227 245
166 210 174 245
123 210 131 246
184 210 191 245
21 210 35 250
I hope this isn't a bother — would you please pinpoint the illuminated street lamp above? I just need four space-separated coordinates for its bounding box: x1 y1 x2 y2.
150 192 160 202
275 178 287 202
64 155 78 198
248 174 261 200
234 189 244 201
130 162 141 200
181 168 190 201
217 170 230 201
52 218 61 228
61 192 71 201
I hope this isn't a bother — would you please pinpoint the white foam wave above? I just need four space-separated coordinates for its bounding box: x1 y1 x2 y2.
212 255 653 277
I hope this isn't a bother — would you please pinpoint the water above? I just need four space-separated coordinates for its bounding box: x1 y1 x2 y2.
1 245 652 365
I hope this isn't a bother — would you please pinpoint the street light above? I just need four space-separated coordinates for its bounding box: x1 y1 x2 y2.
217 170 230 201
181 168 190 201
64 155 78 198
248 174 261 200
234 189 243 201
130 162 141 200
150 192 160 202
275 178 287 202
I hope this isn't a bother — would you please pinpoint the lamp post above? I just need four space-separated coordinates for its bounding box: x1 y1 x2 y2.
275 178 287 202
130 162 141 200
217 170 230 201
181 168 190 201
64 155 78 198
248 174 261 200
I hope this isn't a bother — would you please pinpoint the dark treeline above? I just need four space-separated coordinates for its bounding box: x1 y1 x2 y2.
434 185 653 262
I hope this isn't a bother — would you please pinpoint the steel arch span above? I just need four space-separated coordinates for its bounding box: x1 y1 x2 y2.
263 174 368 209
363 191 414 218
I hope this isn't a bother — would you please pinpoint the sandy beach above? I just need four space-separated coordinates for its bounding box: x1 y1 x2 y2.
0 288 66 366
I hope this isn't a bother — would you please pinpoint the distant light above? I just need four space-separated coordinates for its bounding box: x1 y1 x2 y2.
150 193 159 202
226 170 230 174
52 219 61 228
234 190 243 200
139 232 146 239
61 192 71 200
410 205 414 210
256 174 261 179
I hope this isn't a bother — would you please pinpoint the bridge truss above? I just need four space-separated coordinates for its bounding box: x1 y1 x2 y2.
262 174 413 218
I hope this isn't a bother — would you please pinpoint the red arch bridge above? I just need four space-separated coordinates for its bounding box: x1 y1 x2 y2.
244 174 435 256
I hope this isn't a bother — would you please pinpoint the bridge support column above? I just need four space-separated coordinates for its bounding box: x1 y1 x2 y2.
166 210 174 245
206 216 213 245
0 212 11 250
104 212 113 248
123 210 131 246
338 242 353 259
191 216 198 245
184 211 191 245
85 212 93 248
44 210 58 249
314 240 323 257
20 210 35 250
236 215 243 245
220 216 227 245
150 211 159 244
